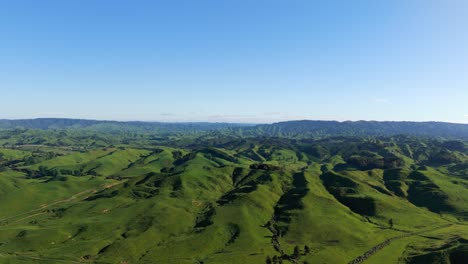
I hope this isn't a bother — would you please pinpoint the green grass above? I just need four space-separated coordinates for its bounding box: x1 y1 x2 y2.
0 148 31 160
0 134 467 263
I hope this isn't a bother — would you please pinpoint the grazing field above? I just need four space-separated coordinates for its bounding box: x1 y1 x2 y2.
0 123 467 263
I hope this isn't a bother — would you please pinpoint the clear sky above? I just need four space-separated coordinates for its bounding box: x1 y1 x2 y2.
1 0 467 123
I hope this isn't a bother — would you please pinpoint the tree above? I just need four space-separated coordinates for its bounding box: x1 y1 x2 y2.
304 245 311 255
266 256 272 264
389 218 394 229
293 245 301 259
38 166 48 176
272 256 279 263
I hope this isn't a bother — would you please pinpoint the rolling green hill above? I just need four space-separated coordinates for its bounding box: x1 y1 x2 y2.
0 126 467 263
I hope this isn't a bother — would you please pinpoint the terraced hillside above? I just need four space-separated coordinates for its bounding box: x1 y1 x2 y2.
0 132 467 263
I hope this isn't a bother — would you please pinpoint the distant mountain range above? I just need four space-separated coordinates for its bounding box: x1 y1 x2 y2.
0 118 467 139
0 118 244 134
238 120 468 139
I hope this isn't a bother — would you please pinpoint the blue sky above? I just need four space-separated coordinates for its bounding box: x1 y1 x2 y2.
0 0 467 123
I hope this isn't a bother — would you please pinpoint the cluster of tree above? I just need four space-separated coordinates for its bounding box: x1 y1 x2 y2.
160 167 175 173
21 151 58 165
265 255 283 264
173 152 197 166
265 245 311 264
58 168 85 176
250 163 280 171
428 150 462 165
171 150 183 160
346 155 405 170
201 148 239 163
258 146 273 160
25 166 88 178
441 140 466 151
26 166 58 178
301 144 329 159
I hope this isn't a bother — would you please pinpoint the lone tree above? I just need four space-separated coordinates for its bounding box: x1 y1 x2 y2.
304 245 311 255
293 245 301 259
389 218 394 229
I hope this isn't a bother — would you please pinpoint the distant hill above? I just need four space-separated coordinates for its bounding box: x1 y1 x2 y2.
1 118 467 139
239 120 468 139
0 118 247 134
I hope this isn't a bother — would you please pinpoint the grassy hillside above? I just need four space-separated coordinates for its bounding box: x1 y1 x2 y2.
0 132 466 263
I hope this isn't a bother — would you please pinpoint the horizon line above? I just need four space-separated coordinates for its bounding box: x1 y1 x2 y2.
0 117 467 125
